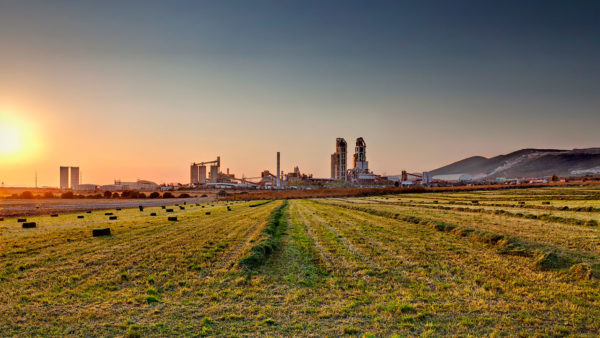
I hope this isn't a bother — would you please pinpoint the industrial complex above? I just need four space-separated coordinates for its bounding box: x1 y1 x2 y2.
53 137 480 193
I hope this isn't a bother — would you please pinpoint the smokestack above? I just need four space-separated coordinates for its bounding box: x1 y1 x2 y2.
277 152 281 188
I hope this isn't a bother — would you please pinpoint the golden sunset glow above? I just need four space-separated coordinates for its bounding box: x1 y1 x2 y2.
0 112 38 161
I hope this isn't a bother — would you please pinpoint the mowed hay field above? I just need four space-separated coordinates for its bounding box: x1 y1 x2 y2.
0 187 599 336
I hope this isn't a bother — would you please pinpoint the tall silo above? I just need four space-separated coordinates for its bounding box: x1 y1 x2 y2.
198 166 207 183
70 167 80 189
190 164 199 184
60 166 69 189
210 165 218 183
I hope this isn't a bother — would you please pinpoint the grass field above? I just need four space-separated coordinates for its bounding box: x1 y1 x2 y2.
1 187 599 336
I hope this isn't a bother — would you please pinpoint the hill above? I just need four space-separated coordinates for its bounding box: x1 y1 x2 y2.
431 148 600 179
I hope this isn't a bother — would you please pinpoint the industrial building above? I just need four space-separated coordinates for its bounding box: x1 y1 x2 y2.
99 180 159 192
432 173 473 183
70 167 79 190
348 137 378 182
331 138 347 181
59 166 80 190
59 166 69 189
190 157 221 185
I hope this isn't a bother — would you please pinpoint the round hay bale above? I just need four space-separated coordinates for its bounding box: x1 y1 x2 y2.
168 216 178 221
161 206 166 209
116 208 121 211
86 211 92 214
150 212 157 216
92 228 111 237
205 212 211 215
179 206 185 210
109 216 118 220
17 218 26 223
105 212 113 216
77 215 84 219
0 217 4 221
166 209 174 212
50 214 59 217
139 205 144 211
22 222 37 228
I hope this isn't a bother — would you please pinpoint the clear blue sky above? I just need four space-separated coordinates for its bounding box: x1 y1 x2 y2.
0 0 599 186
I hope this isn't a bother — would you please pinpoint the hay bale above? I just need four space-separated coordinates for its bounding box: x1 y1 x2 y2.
161 206 166 209
0 217 4 221
92 228 111 237
105 212 113 216
86 210 92 214
166 209 174 212
50 214 58 217
205 212 211 215
569 263 593 280
179 206 185 210
116 208 121 211
109 216 118 220
183 202 187 205
201 206 205 208
17 218 26 222
534 252 561 270
150 212 157 216
168 216 178 221
139 205 144 211
77 215 84 219
22 222 37 228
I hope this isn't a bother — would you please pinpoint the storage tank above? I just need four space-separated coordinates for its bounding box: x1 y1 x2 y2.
210 165 218 183
190 164 199 184
60 166 69 189
199 166 207 183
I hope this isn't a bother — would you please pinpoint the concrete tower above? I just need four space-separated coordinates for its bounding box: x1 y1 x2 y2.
59 166 69 189
70 167 79 189
190 164 199 184
276 152 281 188
331 138 347 181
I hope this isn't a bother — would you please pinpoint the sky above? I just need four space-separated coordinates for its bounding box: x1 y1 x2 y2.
0 0 599 187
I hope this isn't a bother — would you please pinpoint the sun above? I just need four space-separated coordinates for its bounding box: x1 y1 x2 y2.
0 123 24 156
0 111 38 161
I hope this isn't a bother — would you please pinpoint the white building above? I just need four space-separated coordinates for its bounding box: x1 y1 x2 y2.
99 180 159 191
432 174 473 183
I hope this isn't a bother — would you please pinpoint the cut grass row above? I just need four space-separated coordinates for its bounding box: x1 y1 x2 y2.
315 199 600 278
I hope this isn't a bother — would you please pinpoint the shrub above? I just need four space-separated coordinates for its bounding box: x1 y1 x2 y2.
149 192 160 198
178 193 190 198
138 193 146 199
61 191 74 199
43 192 55 198
163 192 174 198
20 191 34 199
112 192 120 198
104 191 112 198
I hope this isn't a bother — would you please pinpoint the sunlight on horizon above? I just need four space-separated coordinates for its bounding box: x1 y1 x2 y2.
0 111 39 162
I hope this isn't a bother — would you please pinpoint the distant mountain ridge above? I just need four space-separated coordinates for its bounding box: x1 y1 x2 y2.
430 148 600 179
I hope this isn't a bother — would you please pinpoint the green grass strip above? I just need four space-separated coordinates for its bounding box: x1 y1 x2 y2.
239 200 288 271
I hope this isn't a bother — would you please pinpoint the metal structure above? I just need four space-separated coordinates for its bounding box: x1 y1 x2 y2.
190 157 220 185
331 138 347 181
276 152 281 188
60 166 69 189
353 137 368 171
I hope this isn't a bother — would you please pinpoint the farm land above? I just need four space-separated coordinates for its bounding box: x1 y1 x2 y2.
0 186 599 336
